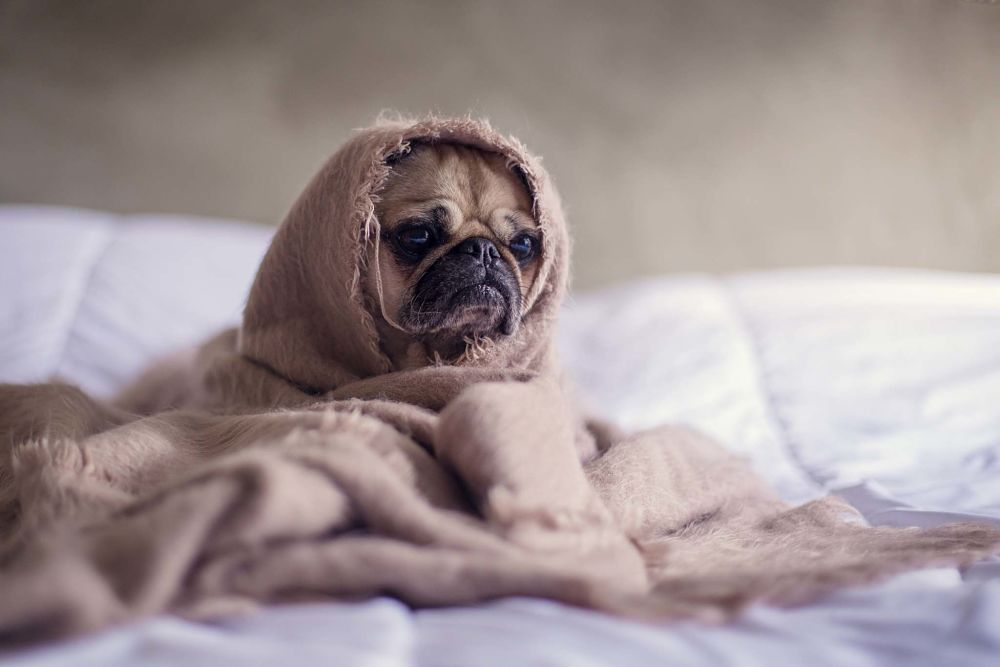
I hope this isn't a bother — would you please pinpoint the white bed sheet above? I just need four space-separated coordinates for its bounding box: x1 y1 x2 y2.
2 206 998 666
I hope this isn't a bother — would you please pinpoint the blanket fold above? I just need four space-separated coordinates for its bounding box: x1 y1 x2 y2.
2 116 998 644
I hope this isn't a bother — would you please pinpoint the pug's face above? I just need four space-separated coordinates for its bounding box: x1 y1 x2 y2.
373 143 540 358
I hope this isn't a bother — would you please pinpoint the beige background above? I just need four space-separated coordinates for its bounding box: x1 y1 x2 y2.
1 0 998 288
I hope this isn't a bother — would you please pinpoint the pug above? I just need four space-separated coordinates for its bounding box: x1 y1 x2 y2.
369 143 541 367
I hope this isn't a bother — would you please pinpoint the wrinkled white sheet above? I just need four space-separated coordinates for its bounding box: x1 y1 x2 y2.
2 206 998 666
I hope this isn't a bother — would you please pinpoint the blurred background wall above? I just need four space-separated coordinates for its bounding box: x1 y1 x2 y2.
1 0 998 289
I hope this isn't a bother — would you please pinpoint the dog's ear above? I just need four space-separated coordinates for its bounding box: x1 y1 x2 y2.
510 164 532 201
384 142 412 166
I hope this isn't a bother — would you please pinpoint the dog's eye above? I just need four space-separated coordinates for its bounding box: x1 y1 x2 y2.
395 224 436 257
509 233 537 264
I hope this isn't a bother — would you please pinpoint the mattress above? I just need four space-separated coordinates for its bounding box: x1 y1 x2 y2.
2 205 999 667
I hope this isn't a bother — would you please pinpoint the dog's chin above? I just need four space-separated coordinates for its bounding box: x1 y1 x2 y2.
440 284 509 335
400 282 520 347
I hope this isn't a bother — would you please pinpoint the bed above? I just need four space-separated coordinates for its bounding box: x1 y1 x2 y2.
2 205 998 666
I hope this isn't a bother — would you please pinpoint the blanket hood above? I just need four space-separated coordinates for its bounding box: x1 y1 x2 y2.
238 117 570 392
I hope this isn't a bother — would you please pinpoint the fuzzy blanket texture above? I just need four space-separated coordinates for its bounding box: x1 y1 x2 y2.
1 118 998 644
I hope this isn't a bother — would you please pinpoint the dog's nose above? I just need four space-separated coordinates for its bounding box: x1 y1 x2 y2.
453 237 500 265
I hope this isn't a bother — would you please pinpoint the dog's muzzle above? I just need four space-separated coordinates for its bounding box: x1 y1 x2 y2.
401 237 522 336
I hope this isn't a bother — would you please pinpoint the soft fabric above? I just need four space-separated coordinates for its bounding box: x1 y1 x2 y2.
1 119 999 645
1 210 1000 667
